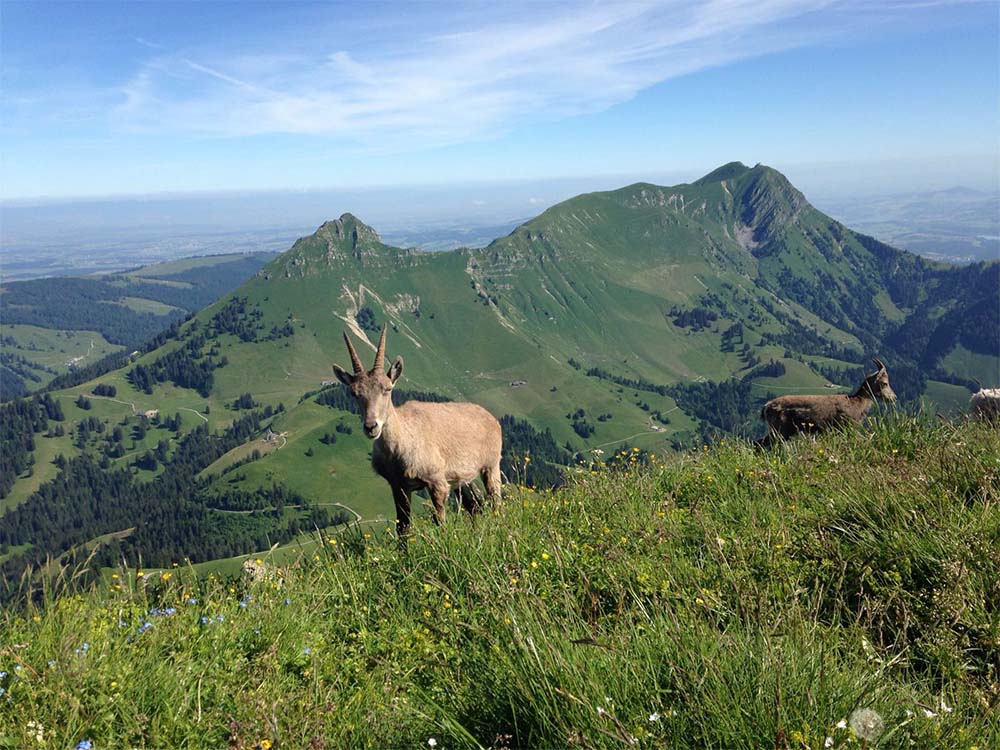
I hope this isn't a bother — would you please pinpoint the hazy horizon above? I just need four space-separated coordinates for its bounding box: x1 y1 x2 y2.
2 1 997 202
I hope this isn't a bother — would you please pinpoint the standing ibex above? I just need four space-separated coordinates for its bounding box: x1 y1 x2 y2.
761 358 897 444
333 326 502 535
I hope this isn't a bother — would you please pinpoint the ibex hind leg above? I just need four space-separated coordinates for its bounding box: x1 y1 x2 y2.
482 461 502 505
459 484 482 515
429 479 450 526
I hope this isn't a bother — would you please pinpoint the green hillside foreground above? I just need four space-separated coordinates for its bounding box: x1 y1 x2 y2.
2 416 997 749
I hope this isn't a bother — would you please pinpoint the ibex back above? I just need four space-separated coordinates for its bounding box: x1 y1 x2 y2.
333 326 502 535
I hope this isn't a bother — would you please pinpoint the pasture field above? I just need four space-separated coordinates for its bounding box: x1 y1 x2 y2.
2 415 997 750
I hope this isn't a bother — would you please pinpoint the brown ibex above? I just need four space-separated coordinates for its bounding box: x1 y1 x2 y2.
333 326 502 535
761 358 897 444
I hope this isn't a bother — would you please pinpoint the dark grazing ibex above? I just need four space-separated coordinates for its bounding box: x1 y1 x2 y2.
333 326 502 535
761 358 897 444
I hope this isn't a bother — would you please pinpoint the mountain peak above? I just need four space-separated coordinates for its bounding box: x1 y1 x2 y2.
695 161 753 185
316 213 382 245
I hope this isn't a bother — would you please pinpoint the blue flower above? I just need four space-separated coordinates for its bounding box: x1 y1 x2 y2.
137 621 153 634
284 598 291 606
200 616 210 625
75 740 93 750
215 615 224 623
47 660 56 668
187 597 197 605
304 647 311 655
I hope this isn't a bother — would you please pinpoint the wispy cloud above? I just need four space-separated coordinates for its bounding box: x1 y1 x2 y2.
49 1 999 152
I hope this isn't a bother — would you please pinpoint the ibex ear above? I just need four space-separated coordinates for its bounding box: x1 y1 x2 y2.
332 364 355 386
388 355 404 384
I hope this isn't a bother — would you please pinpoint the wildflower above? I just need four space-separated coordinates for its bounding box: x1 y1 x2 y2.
849 708 885 742
136 571 144 578
46 660 55 668
75 741 93 750
161 572 172 581
428 740 437 748
940 698 953 714
923 708 937 719
824 738 834 748
597 706 607 715
260 741 272 750
304 647 311 655
284 598 291 606
27 719 45 743
541 552 550 560
836 719 847 729
648 712 660 722
188 598 197 605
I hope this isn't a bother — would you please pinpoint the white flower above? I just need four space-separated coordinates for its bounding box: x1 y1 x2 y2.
824 737 834 748
923 708 937 719
648 712 660 722
849 708 885 742
597 706 607 716
939 699 952 714
427 739 437 748
835 719 847 729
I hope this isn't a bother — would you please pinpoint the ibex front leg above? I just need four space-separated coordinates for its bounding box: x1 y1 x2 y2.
392 485 412 537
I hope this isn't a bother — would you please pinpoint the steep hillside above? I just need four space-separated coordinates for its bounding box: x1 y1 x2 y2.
1 163 996 580
2 417 997 749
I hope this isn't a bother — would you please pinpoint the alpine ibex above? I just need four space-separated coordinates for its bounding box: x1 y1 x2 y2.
761 358 897 444
333 326 502 535
969 380 1000 420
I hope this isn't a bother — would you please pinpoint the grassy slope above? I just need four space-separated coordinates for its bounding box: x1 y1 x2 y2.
1 416 997 749
0 324 121 387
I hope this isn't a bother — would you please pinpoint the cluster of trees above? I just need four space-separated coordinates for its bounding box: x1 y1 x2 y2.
0 394 63 497
355 306 380 333
669 306 718 331
128 334 226 397
500 415 571 490
0 352 52 401
92 383 117 397
208 297 267 342
1 276 184 347
231 392 258 410
0 407 337 597
565 408 595 438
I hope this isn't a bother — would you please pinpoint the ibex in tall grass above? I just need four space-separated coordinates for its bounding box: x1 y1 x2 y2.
333 327 503 535
761 358 897 445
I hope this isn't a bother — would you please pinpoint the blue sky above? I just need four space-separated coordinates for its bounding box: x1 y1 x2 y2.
2 0 997 200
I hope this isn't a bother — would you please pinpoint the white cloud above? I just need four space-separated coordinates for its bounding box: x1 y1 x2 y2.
103 0 976 151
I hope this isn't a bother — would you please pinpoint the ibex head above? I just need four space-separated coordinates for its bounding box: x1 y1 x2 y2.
333 326 403 439
860 358 897 403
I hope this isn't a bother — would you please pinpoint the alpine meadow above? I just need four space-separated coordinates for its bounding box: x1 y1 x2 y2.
1 2 999 748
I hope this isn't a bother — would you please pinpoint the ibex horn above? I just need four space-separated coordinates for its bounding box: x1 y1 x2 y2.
343 331 364 374
872 357 886 372
373 325 387 373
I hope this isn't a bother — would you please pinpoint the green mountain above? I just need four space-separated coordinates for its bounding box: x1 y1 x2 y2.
2 163 997 585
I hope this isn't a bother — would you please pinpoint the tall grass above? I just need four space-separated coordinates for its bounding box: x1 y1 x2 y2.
1 415 997 749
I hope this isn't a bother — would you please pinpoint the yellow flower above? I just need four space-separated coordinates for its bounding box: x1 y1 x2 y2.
423 610 431 617
111 573 119 580
136 571 145 578
161 572 172 581
531 560 538 568
110 681 118 689
260 740 273 750
541 552 550 560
